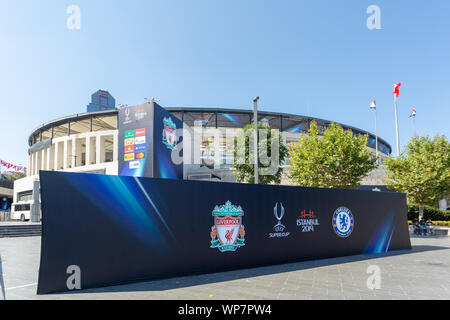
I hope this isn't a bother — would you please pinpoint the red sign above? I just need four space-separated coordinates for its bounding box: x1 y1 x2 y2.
135 128 146 137
299 209 316 219
124 146 135 154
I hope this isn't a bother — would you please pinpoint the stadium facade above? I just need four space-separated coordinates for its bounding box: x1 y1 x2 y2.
12 98 392 220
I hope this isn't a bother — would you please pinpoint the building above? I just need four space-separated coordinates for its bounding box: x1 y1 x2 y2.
12 104 392 220
86 90 116 112
0 178 13 212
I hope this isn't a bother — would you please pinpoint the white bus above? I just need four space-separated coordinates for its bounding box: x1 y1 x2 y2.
11 201 34 221
11 201 32 221
11 190 39 222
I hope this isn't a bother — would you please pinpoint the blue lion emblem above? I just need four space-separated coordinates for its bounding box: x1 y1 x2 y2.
332 207 354 238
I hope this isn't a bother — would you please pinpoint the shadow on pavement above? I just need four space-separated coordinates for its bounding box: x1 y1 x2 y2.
46 243 449 296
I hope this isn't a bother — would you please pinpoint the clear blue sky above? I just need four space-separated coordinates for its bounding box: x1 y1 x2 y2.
1 0 449 166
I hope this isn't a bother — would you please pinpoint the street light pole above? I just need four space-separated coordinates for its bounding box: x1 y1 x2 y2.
374 107 379 160
253 96 259 185
370 99 378 161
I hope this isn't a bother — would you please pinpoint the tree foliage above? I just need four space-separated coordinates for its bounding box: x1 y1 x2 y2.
288 121 377 189
384 135 450 208
1 172 26 181
232 123 288 184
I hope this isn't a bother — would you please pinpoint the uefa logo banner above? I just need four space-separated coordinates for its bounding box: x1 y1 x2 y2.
210 201 246 252
269 202 290 238
332 207 354 238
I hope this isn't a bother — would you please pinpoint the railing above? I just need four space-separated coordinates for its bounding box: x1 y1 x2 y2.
0 211 11 222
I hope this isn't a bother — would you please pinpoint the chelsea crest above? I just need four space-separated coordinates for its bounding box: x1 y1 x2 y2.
332 207 354 238
210 201 246 252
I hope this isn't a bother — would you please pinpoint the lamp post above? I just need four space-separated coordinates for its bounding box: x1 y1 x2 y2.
369 100 379 161
253 96 259 184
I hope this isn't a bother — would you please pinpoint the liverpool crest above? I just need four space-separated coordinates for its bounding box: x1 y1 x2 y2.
162 117 178 150
210 201 245 252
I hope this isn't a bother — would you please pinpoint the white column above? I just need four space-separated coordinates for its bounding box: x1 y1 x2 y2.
72 138 76 168
54 142 59 170
33 152 39 175
85 136 91 167
46 147 51 170
96 135 105 164
41 149 46 171
73 139 83 167
63 139 68 169
96 135 101 164
29 153 33 176
90 136 96 165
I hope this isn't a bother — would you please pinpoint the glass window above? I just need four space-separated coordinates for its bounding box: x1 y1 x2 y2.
282 116 309 133
14 203 31 211
104 137 114 163
18 191 33 202
217 113 251 129
53 123 69 139
41 128 52 141
183 112 216 128
69 118 91 135
92 115 117 132
255 115 281 130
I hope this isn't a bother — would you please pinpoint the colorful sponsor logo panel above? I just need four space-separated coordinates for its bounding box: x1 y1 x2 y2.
136 152 145 160
135 136 146 145
135 128 146 137
129 160 141 169
124 153 135 162
135 145 146 152
124 146 135 154
124 130 135 139
124 138 135 146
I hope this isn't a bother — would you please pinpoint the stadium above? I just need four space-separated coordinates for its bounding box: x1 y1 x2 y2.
12 90 392 221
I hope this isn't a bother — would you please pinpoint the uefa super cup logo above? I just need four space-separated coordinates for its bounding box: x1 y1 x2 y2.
269 202 290 238
123 107 131 124
273 202 285 232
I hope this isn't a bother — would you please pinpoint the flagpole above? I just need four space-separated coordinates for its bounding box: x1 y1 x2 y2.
394 96 400 157
413 115 416 137
375 107 379 160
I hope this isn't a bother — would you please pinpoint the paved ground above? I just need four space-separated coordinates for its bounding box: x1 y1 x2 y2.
0 235 449 300
0 222 41 226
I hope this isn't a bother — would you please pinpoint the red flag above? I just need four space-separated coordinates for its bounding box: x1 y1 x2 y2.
393 83 401 98
409 108 417 118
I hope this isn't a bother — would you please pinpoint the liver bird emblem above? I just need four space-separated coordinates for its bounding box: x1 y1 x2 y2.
225 229 234 244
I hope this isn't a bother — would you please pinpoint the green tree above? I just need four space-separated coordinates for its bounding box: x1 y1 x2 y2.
384 135 450 218
1 172 26 181
289 121 377 189
232 123 288 184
